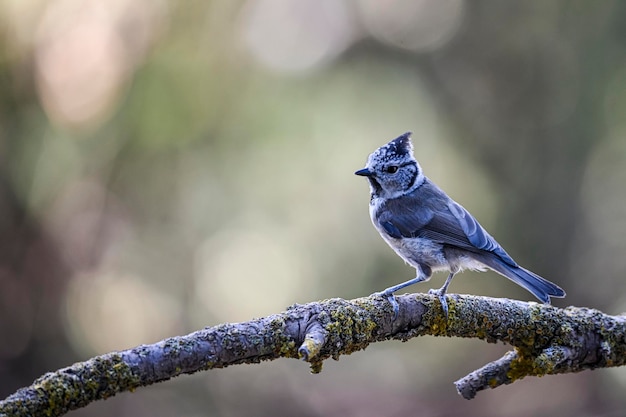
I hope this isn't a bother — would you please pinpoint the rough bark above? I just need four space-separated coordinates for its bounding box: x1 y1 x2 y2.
1 293 625 416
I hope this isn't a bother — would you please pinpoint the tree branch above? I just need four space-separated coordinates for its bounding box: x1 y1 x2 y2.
2 293 625 416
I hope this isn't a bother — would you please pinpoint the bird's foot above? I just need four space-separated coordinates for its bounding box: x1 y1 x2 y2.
373 290 399 320
428 288 449 318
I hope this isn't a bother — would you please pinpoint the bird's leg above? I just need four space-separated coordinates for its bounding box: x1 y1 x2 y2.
374 272 428 319
428 272 456 318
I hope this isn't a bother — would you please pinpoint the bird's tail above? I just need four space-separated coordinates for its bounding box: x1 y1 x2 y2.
472 255 566 303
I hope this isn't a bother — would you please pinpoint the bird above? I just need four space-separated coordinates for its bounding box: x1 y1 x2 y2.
355 132 565 317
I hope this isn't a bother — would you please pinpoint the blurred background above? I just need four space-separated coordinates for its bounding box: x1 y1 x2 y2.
1 0 626 416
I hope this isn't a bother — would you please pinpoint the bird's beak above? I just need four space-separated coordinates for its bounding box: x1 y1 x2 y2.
354 168 372 177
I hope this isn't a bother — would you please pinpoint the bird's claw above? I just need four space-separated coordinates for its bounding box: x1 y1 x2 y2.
428 288 449 318
373 291 399 320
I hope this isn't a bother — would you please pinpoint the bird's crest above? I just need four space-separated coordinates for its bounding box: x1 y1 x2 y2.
376 132 413 161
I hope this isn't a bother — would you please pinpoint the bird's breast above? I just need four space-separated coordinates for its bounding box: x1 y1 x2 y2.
379 232 449 272
395 237 448 269
368 196 383 221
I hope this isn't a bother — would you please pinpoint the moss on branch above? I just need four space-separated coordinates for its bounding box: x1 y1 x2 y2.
2 293 625 416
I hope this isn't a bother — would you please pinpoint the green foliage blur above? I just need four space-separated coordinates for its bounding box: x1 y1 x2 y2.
1 1 626 416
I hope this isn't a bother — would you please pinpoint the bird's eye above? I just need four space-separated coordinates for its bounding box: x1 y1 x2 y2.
386 165 398 174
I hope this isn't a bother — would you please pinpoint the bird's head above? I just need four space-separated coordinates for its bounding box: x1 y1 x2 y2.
355 132 424 199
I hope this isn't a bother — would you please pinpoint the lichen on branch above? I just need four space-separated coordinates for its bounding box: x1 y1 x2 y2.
2 293 625 416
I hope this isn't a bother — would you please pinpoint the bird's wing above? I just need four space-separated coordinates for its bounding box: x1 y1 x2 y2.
378 189 517 267
377 198 435 240
425 201 517 266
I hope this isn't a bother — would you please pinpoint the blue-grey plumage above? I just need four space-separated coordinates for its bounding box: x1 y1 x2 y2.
355 132 566 317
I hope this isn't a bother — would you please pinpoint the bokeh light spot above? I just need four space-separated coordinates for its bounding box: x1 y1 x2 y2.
239 0 356 73
358 0 464 52
194 228 313 322
65 271 180 354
